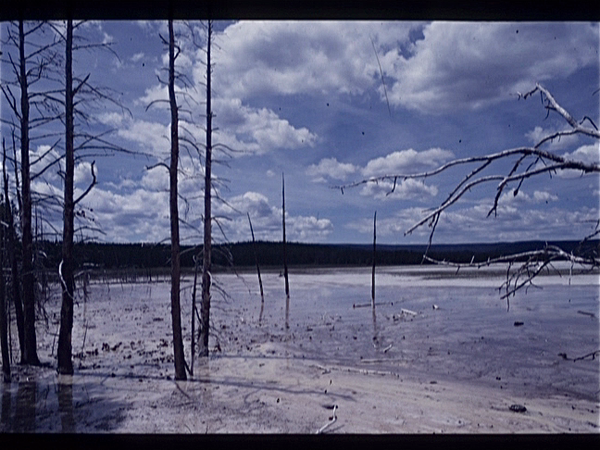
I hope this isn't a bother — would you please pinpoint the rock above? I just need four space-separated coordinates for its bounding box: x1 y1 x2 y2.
509 404 527 413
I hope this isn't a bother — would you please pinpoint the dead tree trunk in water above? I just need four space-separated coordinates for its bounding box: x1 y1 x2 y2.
371 211 376 308
167 19 187 380
247 213 265 323
1 201 10 382
282 173 290 329
57 19 76 375
199 20 213 358
190 254 199 374
2 139 25 363
18 20 40 366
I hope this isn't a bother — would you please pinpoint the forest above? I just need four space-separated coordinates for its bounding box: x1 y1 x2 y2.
33 238 600 270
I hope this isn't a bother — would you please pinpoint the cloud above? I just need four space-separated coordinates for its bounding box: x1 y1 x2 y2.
384 22 599 114
525 126 580 150
562 143 599 166
131 52 145 62
307 148 452 200
213 21 416 100
497 189 559 207
360 178 438 200
555 143 600 178
214 98 318 154
116 119 171 156
215 191 334 242
348 198 596 243
361 148 454 177
306 157 358 182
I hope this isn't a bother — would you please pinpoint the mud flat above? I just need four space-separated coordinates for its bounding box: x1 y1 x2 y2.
1 266 598 433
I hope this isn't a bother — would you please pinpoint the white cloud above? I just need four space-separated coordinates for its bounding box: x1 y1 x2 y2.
215 191 334 242
525 126 580 150
131 52 145 62
360 178 438 200
117 119 170 156
306 157 358 183
213 21 416 99
306 148 451 200
212 98 318 154
562 143 600 166
384 22 599 113
557 143 600 178
361 148 454 177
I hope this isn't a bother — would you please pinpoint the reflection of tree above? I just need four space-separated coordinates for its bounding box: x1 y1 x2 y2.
58 378 75 432
1 385 12 430
340 84 599 307
15 381 35 432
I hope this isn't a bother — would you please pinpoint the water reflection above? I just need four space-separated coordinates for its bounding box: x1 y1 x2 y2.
371 307 379 351
14 381 36 432
58 375 75 432
1 384 12 430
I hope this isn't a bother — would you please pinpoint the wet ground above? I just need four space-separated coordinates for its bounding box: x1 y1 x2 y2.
1 265 598 432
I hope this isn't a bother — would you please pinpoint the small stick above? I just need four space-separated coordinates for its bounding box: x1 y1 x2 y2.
316 404 338 434
577 310 596 318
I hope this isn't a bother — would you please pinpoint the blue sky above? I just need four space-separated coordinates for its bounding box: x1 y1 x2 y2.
1 21 599 245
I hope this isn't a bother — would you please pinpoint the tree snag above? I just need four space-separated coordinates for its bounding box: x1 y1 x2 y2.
167 19 187 380
282 172 290 329
248 212 265 323
199 20 214 358
57 18 76 375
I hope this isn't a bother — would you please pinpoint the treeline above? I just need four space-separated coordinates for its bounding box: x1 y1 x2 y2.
36 239 600 271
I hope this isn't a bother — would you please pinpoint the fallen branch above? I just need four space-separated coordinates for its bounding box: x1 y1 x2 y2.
577 310 597 319
316 404 338 434
558 350 600 361
353 301 392 309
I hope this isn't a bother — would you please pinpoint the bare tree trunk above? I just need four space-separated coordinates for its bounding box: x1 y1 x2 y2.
247 213 265 323
18 20 40 366
371 211 376 308
190 254 199 375
2 139 25 362
1 202 10 382
199 21 213 358
282 172 290 329
57 19 75 375
168 19 187 380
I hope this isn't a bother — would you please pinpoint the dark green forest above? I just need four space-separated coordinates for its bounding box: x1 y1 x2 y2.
33 239 600 272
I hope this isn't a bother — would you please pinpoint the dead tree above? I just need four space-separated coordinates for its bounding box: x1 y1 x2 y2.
2 137 25 362
198 20 214 358
56 18 77 375
1 21 61 365
1 200 10 382
167 19 187 379
371 211 376 308
52 19 125 374
248 212 265 323
339 84 600 307
282 172 290 329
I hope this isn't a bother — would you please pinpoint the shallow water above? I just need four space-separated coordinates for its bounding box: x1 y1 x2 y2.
1 265 598 432
225 266 599 401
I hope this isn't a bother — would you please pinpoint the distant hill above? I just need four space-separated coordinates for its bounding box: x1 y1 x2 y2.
35 239 599 271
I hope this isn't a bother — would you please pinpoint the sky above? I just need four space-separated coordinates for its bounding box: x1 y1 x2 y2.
1 21 599 246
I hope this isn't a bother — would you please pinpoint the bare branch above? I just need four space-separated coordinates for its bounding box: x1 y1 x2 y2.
74 161 97 205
